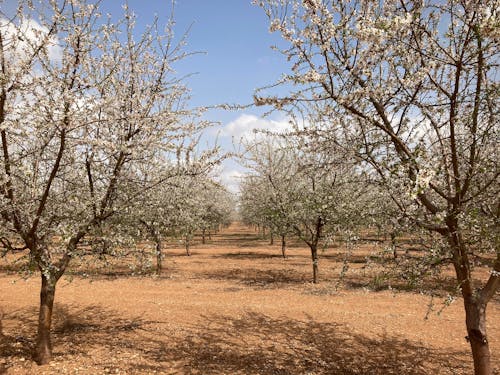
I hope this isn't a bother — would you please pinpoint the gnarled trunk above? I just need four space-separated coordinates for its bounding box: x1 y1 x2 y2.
34 273 56 365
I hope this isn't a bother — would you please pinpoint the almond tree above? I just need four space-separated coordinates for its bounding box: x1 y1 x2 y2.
239 140 298 258
0 1 203 364
122 157 232 270
162 174 234 256
197 179 235 241
254 1 499 373
240 138 365 283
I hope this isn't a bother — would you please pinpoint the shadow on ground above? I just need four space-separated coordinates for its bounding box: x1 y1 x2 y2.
198 267 310 288
0 304 473 374
214 252 286 260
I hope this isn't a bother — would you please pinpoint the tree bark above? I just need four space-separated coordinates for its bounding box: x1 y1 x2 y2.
447 225 493 375
202 229 206 244
311 245 318 284
0 307 4 337
185 236 191 256
281 235 286 259
390 232 397 259
270 232 274 245
464 298 491 375
155 240 162 275
34 273 56 365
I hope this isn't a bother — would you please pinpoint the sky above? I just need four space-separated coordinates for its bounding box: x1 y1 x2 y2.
106 0 292 193
1 0 293 193
132 0 292 193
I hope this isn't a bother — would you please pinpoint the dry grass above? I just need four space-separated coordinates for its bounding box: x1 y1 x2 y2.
0 223 498 374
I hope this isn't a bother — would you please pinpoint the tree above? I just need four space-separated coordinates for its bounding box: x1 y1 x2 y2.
240 137 364 283
162 174 234 256
117 140 223 274
0 1 203 364
197 180 235 242
254 1 499 373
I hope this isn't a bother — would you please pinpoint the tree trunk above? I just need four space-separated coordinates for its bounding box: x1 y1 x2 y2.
311 246 318 284
447 225 493 375
270 232 274 245
390 232 397 259
202 229 206 244
34 273 56 365
0 308 4 337
281 235 286 259
185 236 191 256
464 298 491 375
155 240 162 275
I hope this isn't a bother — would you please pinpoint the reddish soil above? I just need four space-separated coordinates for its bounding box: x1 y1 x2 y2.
0 223 498 374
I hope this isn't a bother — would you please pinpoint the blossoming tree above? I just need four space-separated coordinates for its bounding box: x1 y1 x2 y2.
254 0 499 373
240 137 366 283
0 0 206 364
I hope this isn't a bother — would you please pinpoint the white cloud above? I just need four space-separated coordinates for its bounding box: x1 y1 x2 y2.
218 168 244 194
0 17 62 64
219 113 293 141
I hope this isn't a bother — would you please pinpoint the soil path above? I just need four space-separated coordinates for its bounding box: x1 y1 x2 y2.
0 223 498 374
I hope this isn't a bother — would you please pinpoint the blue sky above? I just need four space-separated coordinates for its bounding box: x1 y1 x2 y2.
1 0 292 191
104 1 292 192
106 1 285 112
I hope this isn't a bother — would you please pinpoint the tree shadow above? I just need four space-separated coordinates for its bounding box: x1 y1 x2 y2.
213 232 265 247
1 304 474 374
344 273 462 297
0 307 36 364
198 267 309 289
163 312 471 375
1 303 167 372
214 252 285 260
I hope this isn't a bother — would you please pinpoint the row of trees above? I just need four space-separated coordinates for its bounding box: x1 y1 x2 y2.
250 1 499 373
126 174 234 272
0 0 232 364
0 0 497 373
239 137 371 283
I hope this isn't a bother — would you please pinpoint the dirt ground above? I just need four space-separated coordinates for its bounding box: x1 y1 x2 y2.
0 223 498 374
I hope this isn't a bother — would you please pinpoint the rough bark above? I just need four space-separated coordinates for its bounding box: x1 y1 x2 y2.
464 298 491 375
447 223 495 375
34 273 56 365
